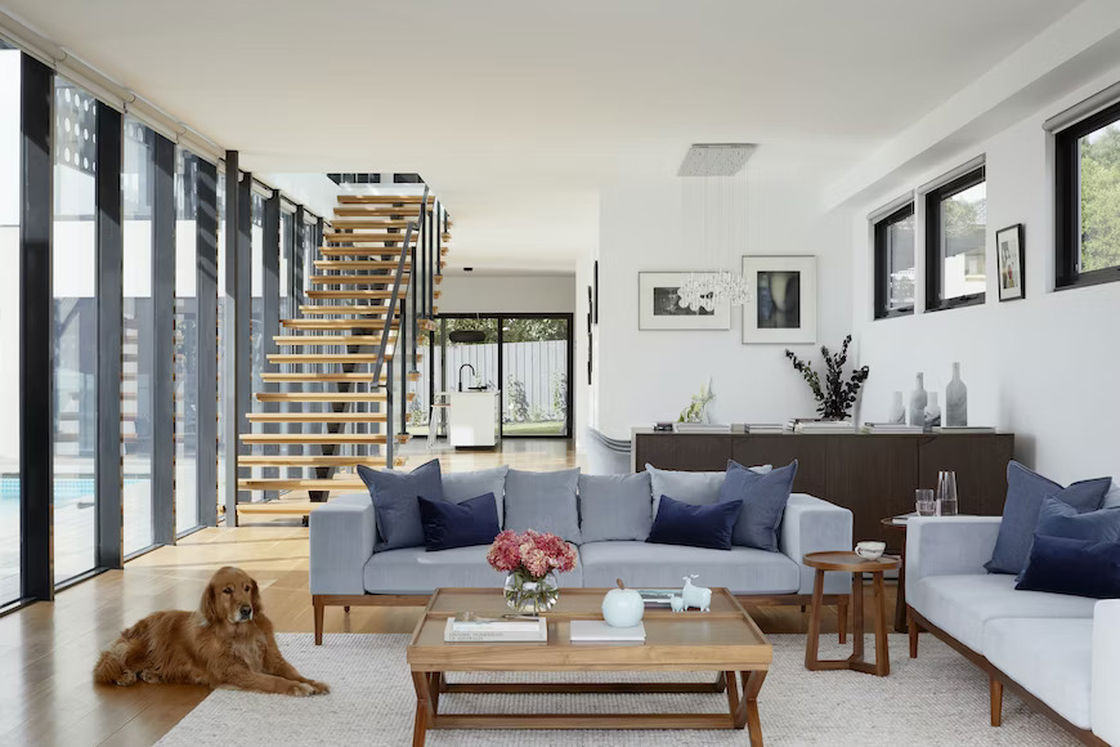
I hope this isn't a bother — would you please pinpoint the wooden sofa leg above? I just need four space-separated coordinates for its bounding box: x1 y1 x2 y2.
837 596 848 644
313 597 325 646
990 676 1003 727
907 607 918 658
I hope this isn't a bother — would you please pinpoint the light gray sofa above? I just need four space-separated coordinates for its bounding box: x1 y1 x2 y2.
309 468 853 644
906 516 1120 744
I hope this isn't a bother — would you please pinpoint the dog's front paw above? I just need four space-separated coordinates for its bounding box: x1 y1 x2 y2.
139 669 162 684
288 682 316 697
115 670 137 686
305 679 330 695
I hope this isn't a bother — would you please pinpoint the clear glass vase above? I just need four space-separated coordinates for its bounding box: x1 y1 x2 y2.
503 570 560 614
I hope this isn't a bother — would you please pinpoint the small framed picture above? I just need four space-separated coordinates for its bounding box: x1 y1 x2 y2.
637 272 730 330
741 255 817 344
996 223 1024 301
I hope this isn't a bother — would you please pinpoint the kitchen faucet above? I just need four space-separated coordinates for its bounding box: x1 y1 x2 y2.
458 363 476 392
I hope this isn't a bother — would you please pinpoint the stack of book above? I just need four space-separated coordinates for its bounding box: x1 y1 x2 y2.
745 424 785 434
792 419 856 434
443 615 548 643
673 422 732 433
569 619 646 643
932 426 996 434
862 422 925 434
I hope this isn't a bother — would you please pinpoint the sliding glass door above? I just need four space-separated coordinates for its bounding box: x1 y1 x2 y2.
0 42 20 604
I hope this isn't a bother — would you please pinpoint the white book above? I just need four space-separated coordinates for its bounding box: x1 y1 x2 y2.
932 426 996 434
451 615 541 633
673 423 732 433
569 620 646 643
443 617 547 643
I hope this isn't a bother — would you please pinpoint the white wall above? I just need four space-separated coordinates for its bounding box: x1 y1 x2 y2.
438 273 575 314
595 169 855 440
848 61 1120 484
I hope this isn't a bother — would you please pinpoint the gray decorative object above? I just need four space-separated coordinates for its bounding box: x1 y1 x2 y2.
924 392 942 428
908 373 928 427
888 391 905 424
946 362 968 426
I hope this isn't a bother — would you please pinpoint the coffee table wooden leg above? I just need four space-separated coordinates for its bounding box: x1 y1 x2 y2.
743 670 767 746
850 571 865 664
428 672 443 714
872 572 890 676
804 569 825 669
411 671 434 746
725 670 743 728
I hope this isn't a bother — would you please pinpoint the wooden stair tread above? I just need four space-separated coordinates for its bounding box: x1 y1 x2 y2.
281 319 400 329
237 479 368 491
273 334 394 345
267 353 415 364
261 372 386 382
333 206 421 217
315 260 412 270
239 433 410 444
337 195 432 204
298 305 391 315
330 219 415 230
254 392 413 402
323 234 411 244
239 455 388 467
245 413 388 423
306 290 400 300
317 249 415 259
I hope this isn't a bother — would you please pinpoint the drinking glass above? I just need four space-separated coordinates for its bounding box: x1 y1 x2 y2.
915 489 936 516
937 471 959 516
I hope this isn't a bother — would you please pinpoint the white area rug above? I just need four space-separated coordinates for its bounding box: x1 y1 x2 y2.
157 633 1074 746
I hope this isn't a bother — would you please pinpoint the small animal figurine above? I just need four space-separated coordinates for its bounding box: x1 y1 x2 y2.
681 574 711 612
670 595 685 613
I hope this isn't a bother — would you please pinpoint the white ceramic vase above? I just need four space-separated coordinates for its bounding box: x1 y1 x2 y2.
924 392 941 428
888 391 905 424
908 373 927 427
946 362 968 426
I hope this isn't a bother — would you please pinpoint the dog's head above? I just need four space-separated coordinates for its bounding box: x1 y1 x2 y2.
201 566 262 626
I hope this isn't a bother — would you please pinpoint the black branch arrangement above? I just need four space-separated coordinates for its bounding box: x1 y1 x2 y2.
784 334 870 420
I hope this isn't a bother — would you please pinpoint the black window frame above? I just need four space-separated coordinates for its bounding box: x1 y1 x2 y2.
1055 98 1120 290
925 165 987 312
873 202 915 319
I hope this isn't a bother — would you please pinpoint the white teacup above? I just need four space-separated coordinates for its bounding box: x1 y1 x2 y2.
855 541 886 560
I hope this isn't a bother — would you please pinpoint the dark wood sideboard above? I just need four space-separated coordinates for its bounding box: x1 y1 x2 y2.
632 429 1014 547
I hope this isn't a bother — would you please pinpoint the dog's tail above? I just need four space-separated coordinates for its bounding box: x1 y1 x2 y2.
93 647 125 685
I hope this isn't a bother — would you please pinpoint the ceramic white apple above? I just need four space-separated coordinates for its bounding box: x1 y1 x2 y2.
602 579 644 628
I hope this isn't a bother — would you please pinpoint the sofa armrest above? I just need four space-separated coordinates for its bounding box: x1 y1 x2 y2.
905 516 1001 600
780 493 853 595
1093 600 1120 744
309 493 375 595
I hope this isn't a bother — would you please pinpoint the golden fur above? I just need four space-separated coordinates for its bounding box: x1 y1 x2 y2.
93 566 329 696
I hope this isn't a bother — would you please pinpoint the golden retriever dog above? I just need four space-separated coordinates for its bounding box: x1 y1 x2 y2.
94 566 329 696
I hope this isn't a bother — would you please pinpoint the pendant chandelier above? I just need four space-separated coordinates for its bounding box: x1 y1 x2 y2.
676 144 755 311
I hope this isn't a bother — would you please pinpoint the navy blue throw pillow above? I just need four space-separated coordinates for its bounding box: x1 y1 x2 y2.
357 459 445 551
418 493 500 551
985 461 1111 575
647 495 742 551
1016 534 1120 599
718 459 798 552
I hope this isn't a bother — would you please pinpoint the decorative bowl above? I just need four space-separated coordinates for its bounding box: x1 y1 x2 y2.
855 541 886 560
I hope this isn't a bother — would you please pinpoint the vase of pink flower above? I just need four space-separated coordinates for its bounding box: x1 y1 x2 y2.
486 529 578 614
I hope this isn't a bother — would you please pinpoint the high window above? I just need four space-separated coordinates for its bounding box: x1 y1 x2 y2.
873 202 915 318
174 148 200 534
1056 99 1120 288
0 42 20 605
925 166 986 310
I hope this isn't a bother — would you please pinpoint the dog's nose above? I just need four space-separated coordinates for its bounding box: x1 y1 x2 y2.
240 605 252 618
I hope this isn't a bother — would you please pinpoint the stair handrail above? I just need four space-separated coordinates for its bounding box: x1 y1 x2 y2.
370 185 429 391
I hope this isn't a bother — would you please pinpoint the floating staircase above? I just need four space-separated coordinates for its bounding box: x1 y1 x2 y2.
236 184 448 517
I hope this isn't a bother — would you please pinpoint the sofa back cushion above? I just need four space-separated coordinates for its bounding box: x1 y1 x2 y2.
418 493 500 551
985 461 1112 575
647 495 741 550
1105 480 1120 509
504 468 582 543
578 472 652 542
718 459 798 552
357 459 445 551
442 466 510 526
1036 497 1120 543
1016 534 1120 599
646 463 771 517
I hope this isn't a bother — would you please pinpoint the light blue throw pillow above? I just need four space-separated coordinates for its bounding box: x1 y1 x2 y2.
985 461 1112 575
718 459 799 552
646 463 772 518
504 468 582 543
442 466 509 527
578 472 652 542
357 459 445 551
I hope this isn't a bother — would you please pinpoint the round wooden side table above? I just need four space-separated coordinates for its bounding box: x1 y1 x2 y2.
802 551 899 677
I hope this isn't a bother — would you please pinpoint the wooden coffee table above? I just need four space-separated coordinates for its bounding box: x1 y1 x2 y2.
406 587 772 746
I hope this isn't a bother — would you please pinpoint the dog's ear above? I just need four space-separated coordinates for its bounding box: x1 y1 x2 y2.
250 579 263 615
200 583 221 625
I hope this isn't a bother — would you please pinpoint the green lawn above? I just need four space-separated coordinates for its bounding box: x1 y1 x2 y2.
502 421 566 436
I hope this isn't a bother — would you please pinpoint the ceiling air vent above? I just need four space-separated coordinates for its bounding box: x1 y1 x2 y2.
677 143 756 177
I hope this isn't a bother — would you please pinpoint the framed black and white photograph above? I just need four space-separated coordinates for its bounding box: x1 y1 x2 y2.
637 272 731 330
593 260 599 324
741 255 817 344
996 223 1025 301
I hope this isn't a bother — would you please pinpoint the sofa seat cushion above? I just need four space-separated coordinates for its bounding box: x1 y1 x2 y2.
363 545 584 594
909 573 1097 653
579 541 799 594
982 617 1093 729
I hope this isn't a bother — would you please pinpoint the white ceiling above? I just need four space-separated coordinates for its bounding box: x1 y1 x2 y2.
1 0 1084 270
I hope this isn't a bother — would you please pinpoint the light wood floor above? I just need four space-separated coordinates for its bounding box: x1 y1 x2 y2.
0 441 889 746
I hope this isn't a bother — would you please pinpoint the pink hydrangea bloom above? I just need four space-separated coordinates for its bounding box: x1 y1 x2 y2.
486 529 577 579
